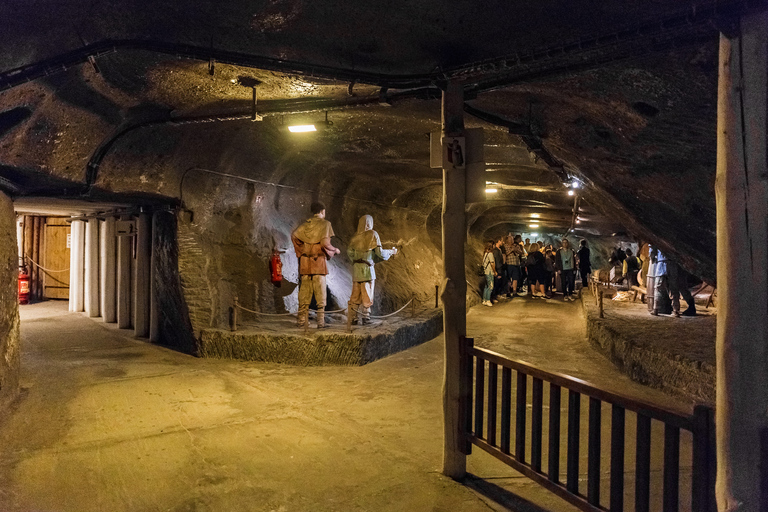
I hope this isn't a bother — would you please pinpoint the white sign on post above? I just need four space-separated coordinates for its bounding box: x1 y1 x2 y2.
115 220 137 236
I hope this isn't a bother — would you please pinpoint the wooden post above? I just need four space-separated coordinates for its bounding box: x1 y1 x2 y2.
84 218 100 317
149 212 160 342
441 81 468 479
32 216 41 300
69 220 85 312
134 213 151 337
230 296 238 332
598 290 604 319
100 217 116 322
117 217 132 329
715 11 768 512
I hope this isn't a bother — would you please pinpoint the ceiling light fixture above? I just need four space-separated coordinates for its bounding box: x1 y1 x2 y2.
568 190 575 196
530 232 539 237
485 188 498 193
288 125 317 133
529 223 539 228
571 180 580 189
530 213 540 218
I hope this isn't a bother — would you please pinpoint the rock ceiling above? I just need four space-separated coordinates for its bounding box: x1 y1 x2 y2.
1 0 760 280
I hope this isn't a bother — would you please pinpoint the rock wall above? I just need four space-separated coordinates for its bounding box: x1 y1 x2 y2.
152 210 197 353
0 191 20 410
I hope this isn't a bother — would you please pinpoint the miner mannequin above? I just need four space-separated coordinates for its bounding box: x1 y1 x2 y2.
347 215 397 325
291 202 341 328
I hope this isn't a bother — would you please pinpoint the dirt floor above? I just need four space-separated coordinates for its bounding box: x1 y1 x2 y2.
0 298 696 512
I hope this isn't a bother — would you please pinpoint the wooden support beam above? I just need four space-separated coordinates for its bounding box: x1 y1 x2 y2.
100 217 116 323
134 213 151 337
117 217 132 329
441 81 468 479
69 220 85 312
149 212 160 342
715 10 768 512
84 218 99 317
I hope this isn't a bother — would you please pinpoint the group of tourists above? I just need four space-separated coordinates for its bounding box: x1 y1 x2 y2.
481 235 592 306
291 202 397 329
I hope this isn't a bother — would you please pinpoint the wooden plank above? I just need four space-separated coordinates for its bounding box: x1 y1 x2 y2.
471 437 605 512
587 397 601 506
548 384 561 483
468 346 693 430
475 358 485 438
635 413 652 512
487 362 498 446
531 377 543 472
500 366 512 454
610 405 625 512
515 371 528 462
691 406 715 512
663 424 680 512
567 390 581 494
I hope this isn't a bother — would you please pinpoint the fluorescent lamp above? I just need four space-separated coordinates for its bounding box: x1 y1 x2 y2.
530 233 538 237
530 213 540 218
568 190 575 196
288 125 316 133
485 188 498 193
529 224 539 228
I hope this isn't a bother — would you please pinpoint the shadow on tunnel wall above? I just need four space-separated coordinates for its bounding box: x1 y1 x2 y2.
152 210 196 354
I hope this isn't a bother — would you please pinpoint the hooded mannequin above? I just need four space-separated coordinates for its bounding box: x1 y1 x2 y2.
346 215 397 325
291 202 340 328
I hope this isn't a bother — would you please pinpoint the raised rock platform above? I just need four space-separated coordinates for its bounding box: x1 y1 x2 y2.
198 310 443 366
582 290 716 404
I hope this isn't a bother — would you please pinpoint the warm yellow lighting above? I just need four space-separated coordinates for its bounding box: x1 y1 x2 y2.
485 188 498 193
530 213 540 218
529 224 539 228
288 125 317 133
568 190 575 196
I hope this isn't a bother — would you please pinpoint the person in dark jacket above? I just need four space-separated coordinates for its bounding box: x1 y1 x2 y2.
526 243 547 299
491 238 505 302
577 239 591 287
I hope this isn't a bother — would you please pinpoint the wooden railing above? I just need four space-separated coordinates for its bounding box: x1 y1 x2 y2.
462 337 715 512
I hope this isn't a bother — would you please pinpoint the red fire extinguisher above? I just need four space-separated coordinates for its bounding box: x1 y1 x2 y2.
270 250 283 285
18 267 30 305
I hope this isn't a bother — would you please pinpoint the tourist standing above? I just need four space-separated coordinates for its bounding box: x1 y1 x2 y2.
577 239 591 287
482 241 498 307
556 238 577 301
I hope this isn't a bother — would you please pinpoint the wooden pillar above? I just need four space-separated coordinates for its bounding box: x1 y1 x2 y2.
117 217 132 329
149 212 160 342
134 213 151 337
69 220 85 312
715 11 768 512
84 218 99 317
100 217 116 323
441 81 468 479
31 217 42 300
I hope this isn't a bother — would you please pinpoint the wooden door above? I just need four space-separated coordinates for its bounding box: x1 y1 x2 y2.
43 218 70 299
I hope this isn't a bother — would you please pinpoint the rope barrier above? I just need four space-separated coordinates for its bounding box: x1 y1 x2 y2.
25 257 69 273
234 303 347 316
348 298 414 319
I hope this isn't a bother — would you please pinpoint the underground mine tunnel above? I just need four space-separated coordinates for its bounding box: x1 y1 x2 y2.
0 2 766 511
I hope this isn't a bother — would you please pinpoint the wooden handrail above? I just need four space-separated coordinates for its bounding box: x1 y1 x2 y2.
468 345 694 430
